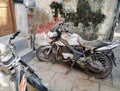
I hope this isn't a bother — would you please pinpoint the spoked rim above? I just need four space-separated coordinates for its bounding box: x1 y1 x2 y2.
36 46 54 62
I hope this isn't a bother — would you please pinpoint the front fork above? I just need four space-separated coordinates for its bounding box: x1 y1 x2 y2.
15 65 28 91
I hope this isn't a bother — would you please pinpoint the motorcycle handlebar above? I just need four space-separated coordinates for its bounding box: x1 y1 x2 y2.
10 30 21 40
9 30 21 45
51 21 74 36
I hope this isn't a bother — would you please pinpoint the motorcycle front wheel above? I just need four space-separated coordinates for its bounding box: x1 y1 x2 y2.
36 46 54 62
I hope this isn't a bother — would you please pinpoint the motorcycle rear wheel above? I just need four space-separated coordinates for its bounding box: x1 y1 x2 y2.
78 53 113 79
36 46 54 62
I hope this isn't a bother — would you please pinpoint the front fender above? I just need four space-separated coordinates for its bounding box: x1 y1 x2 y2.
36 33 50 46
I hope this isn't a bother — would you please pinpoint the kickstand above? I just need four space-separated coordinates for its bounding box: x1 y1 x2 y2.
52 59 56 64
65 61 75 75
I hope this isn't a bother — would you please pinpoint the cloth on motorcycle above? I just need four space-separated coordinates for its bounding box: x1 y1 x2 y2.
77 34 109 49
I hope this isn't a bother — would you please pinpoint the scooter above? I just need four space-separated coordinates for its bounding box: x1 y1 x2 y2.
0 31 48 91
36 22 120 79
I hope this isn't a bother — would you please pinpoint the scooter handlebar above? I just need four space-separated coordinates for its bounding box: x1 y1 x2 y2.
10 30 21 40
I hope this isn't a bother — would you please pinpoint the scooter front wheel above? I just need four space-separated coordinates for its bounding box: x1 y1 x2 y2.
27 74 48 91
36 46 54 62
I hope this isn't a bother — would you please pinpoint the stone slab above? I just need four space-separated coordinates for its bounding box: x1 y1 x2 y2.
72 78 99 91
50 73 76 91
100 84 120 91
37 68 56 83
34 61 53 70
49 63 69 74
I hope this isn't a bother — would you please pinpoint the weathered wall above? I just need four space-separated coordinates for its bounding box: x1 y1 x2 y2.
34 0 118 41
63 0 118 41
64 0 78 12
98 0 118 41
14 0 118 44
14 4 28 37
34 0 63 24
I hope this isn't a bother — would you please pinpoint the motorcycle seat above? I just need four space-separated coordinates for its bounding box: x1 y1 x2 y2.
77 35 112 49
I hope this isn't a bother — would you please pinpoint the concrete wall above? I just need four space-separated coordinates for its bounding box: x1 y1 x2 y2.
64 0 78 12
98 0 118 41
14 4 28 37
34 0 63 24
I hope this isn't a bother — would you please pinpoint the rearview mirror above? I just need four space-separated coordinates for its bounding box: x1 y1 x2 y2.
23 0 36 8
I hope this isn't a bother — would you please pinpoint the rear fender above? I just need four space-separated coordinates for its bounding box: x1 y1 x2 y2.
93 50 116 67
107 51 117 67
96 40 120 51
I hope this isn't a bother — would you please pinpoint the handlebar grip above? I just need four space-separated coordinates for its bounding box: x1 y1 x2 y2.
59 22 63 26
11 30 21 40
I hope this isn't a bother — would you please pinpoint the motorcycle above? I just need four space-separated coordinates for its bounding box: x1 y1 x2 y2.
36 23 120 79
0 31 48 91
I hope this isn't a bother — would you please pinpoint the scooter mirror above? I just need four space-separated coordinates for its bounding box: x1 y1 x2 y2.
23 0 36 8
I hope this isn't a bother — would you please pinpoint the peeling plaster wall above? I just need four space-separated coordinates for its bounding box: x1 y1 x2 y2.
34 0 118 41
63 0 118 41
14 0 118 43
64 0 78 12
34 0 63 24
34 0 53 24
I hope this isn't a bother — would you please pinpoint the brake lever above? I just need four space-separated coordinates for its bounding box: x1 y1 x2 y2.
68 31 73 34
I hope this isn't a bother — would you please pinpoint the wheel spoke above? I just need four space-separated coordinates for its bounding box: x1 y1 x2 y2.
36 46 54 62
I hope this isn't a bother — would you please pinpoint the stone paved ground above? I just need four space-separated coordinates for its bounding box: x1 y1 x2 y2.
28 55 120 91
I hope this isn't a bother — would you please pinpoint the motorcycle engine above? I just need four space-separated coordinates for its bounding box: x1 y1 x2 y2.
62 53 73 60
